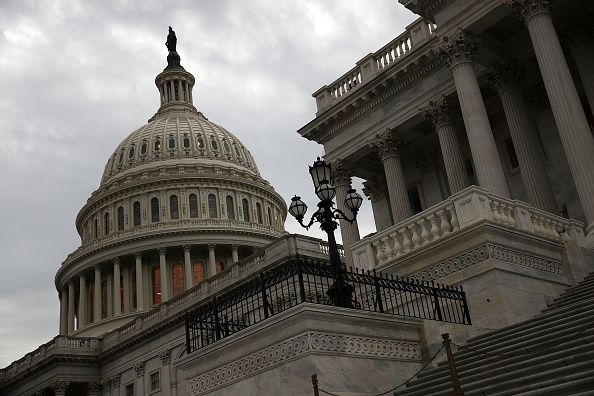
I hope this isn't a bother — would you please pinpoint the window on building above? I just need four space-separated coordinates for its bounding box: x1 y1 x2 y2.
125 383 134 396
168 136 176 149
189 194 199 218
117 206 125 231
267 207 272 226
256 203 263 224
150 371 161 392
151 197 160 223
208 194 217 219
183 136 191 149
170 195 179 220
131 269 137 309
234 146 242 160
128 145 135 159
133 201 141 226
407 187 423 214
226 196 235 220
104 212 110 235
154 139 161 152
88 285 94 322
94 218 98 238
223 141 231 154
101 280 107 319
152 266 161 304
172 263 184 297
504 137 520 169
193 260 205 285
216 260 224 273
197 136 204 149
210 137 218 150
141 142 148 155
242 198 250 222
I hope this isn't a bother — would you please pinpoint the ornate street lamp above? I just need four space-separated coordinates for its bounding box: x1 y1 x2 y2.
288 157 363 307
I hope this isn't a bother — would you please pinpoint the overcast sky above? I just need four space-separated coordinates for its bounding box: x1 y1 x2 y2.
0 0 417 367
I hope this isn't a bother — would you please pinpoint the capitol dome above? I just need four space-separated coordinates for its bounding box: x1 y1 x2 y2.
55 35 287 337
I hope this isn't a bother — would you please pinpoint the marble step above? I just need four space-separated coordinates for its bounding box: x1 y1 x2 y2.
550 285 594 305
491 374 594 396
546 293 594 310
469 296 593 345
414 333 593 387
397 350 594 396
409 333 593 392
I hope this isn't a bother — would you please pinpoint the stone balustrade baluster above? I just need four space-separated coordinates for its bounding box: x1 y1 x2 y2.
449 206 459 231
401 229 412 252
438 209 451 235
410 224 421 247
381 236 393 259
391 232 402 256
373 241 385 265
428 214 440 240
419 219 430 244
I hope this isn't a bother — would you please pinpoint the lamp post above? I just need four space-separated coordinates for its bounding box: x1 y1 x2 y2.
288 157 363 308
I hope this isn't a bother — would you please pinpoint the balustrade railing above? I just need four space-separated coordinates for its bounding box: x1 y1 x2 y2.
313 18 436 112
351 186 586 269
185 256 470 354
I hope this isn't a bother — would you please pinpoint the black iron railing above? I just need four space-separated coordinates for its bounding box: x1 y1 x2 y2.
186 256 471 354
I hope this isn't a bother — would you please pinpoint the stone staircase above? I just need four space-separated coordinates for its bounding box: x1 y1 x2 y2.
396 272 594 396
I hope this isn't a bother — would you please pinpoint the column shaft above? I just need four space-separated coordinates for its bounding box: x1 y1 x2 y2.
78 274 87 328
183 246 192 290
114 258 121 315
59 289 68 335
383 154 413 222
135 253 144 309
93 267 101 322
208 244 216 277
159 248 169 302
451 61 510 197
67 281 75 333
498 85 558 212
436 123 470 194
524 11 594 241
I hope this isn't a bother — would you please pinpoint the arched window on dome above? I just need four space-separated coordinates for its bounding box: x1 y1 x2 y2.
128 145 135 159
152 266 161 304
189 194 199 218
104 212 110 235
172 263 184 297
208 194 217 219
118 151 124 166
94 218 98 238
256 203 263 224
242 198 250 222
151 197 160 223
183 136 191 149
234 145 243 161
216 260 224 273
117 206 125 231
141 141 148 155
196 136 204 149
267 207 272 226
210 137 218 151
154 138 162 152
226 196 235 220
133 201 141 226
223 140 231 154
168 135 176 150
193 260 204 285
169 195 179 220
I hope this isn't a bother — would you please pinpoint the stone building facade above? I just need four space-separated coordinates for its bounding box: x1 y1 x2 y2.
1 0 594 395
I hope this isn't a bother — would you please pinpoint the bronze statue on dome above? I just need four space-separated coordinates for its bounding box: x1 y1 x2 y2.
166 26 177 53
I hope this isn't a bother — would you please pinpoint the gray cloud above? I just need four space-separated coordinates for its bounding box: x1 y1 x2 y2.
0 0 416 367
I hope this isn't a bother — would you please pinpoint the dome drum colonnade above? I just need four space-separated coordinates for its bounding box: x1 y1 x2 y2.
55 40 287 335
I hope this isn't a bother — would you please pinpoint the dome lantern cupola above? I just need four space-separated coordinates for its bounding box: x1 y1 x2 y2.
151 27 197 121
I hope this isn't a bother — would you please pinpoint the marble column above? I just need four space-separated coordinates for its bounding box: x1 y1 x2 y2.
183 245 193 290
135 252 144 309
231 244 239 263
422 96 470 194
159 248 169 302
331 159 361 266
78 273 87 328
111 374 121 396
435 30 510 198
86 382 101 396
170 80 175 101
510 0 594 245
134 362 145 395
67 280 75 333
370 128 413 223
59 288 68 335
51 382 70 396
93 266 101 322
160 350 171 396
208 244 217 276
114 257 121 315
486 60 558 213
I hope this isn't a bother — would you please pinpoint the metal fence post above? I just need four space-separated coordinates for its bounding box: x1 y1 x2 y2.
213 297 221 341
373 269 384 313
311 374 320 396
296 255 307 303
185 311 192 354
260 272 270 318
432 281 444 321
442 333 464 396
460 285 472 325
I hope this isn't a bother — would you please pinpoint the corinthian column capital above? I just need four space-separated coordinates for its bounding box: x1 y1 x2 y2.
433 29 477 68
331 159 353 187
362 176 388 203
485 58 525 94
369 128 404 161
421 95 454 128
507 0 552 23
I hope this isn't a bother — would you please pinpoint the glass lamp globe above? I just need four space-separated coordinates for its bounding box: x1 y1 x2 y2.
315 181 336 202
344 189 363 211
309 157 332 189
288 196 307 219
